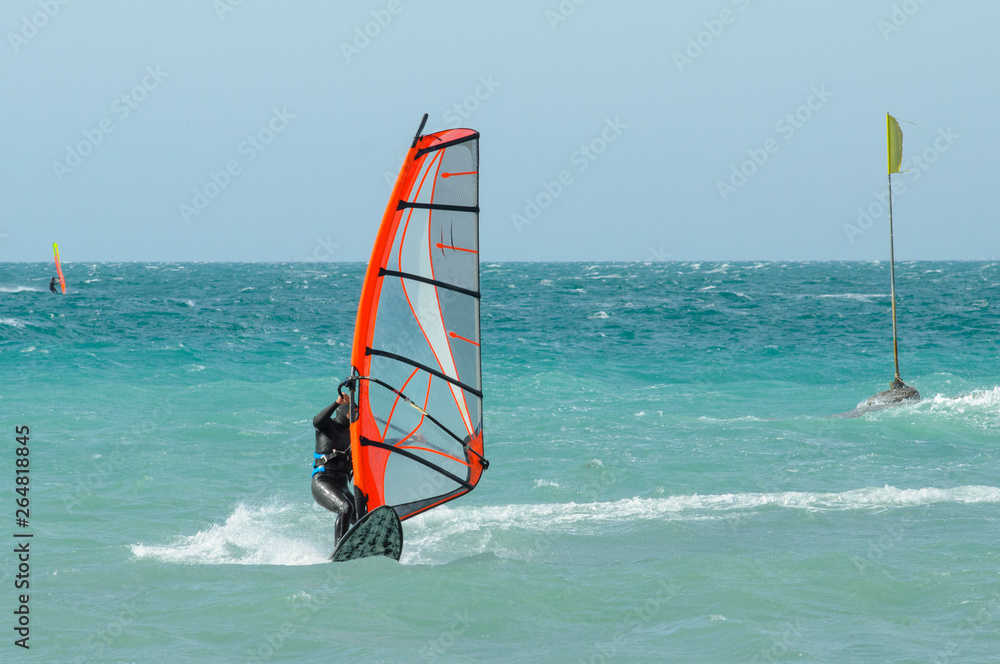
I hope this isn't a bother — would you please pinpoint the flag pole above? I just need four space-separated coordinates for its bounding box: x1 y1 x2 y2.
855 113 919 410
886 113 901 385
888 171 900 383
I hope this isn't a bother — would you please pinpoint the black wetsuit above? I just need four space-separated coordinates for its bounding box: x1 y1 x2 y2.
311 401 355 543
49 277 57 293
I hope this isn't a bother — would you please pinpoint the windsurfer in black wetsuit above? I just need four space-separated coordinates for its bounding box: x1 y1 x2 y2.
49 277 58 293
311 392 355 544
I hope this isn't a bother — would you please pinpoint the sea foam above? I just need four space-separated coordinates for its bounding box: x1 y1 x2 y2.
131 502 330 566
133 485 1000 567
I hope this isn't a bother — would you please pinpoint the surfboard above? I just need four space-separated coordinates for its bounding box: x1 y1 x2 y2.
330 505 403 562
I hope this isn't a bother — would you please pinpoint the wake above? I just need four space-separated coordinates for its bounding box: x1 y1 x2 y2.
130 485 999 567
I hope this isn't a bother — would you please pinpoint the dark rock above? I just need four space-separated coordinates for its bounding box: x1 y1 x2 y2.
863 377 920 407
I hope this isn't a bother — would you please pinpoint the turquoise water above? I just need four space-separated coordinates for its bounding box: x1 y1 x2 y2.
2 261 999 663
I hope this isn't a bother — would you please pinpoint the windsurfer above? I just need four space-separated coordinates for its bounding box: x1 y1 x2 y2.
311 393 355 543
49 277 58 293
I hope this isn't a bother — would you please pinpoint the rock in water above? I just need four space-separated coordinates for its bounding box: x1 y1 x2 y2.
861 377 921 409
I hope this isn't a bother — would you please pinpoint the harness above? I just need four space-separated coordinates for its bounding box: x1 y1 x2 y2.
312 449 350 476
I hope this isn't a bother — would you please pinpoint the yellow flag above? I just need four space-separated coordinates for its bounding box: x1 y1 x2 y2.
887 113 903 174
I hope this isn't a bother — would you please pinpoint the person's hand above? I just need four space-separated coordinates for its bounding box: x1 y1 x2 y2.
336 393 350 406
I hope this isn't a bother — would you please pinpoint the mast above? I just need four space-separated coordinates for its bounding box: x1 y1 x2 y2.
412 113 428 147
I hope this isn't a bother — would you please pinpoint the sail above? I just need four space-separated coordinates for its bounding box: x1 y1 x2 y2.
349 115 486 522
53 243 66 293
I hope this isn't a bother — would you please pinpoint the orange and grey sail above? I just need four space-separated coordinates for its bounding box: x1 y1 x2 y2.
53 243 66 293
348 114 487 521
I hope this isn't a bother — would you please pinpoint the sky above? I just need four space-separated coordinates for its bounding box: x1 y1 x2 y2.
1 0 998 262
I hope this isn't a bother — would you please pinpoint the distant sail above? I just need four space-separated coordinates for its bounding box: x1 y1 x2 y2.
348 115 487 522
53 243 66 293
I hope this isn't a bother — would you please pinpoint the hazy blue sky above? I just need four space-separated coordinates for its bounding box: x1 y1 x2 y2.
2 0 997 262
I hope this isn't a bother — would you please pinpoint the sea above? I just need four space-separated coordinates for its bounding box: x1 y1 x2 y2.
2 261 998 663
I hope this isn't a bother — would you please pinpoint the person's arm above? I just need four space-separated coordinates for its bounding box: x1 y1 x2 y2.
313 393 350 428
313 403 337 428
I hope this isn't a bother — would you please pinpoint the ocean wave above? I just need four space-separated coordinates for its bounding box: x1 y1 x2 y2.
811 293 888 302
1 317 26 329
401 485 1000 564
923 387 1000 409
695 415 764 423
411 485 1000 531
864 387 1000 424
129 486 999 567
0 285 41 293
130 502 330 566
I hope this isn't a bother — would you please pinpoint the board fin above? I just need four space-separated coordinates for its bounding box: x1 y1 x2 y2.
330 505 403 563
